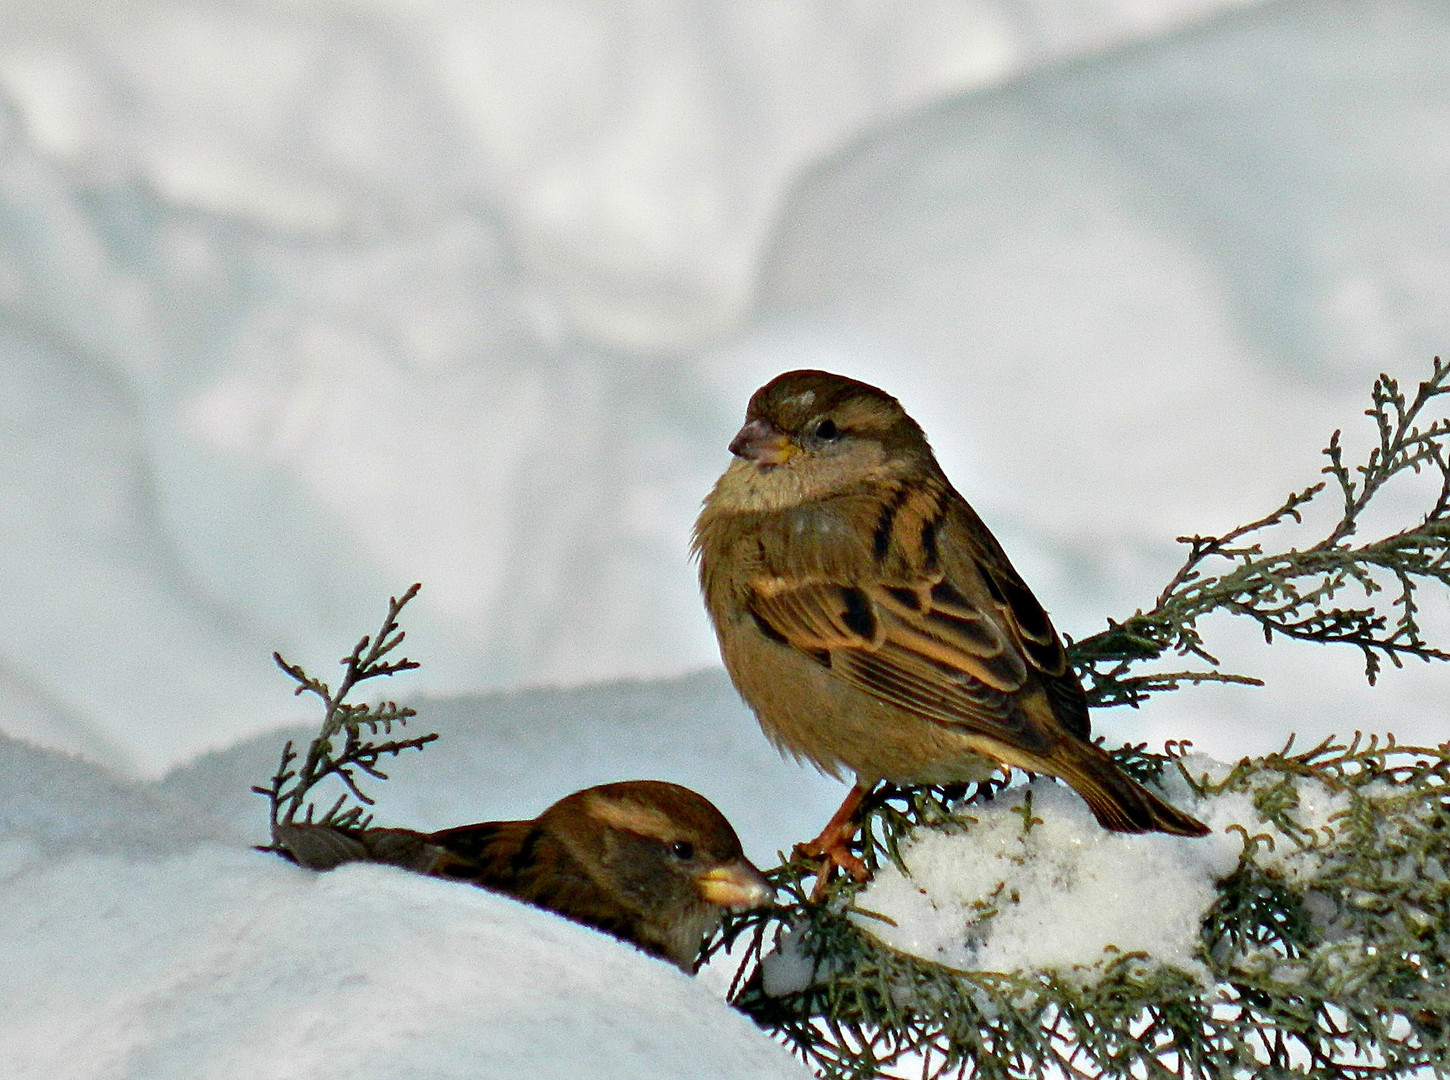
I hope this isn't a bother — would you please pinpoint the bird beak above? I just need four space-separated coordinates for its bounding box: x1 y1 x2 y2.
729 418 797 465
697 860 774 910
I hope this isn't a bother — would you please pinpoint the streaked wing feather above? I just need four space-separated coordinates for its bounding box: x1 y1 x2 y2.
425 820 537 885
974 559 1069 677
750 580 883 649
835 644 1017 729
1042 667 1091 739
746 574 1037 741
966 535 1091 739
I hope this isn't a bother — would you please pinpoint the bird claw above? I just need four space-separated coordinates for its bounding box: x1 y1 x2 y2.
795 781 873 899
796 839 868 901
794 837 868 882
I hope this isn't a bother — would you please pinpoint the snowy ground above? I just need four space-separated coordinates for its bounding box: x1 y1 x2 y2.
0 709 813 1080
3 1 1450 1076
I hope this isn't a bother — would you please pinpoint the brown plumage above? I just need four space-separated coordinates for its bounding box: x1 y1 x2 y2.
276 780 773 972
693 370 1208 879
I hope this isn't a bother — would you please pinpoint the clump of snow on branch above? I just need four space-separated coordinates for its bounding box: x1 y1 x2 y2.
851 780 1234 980
847 753 1362 982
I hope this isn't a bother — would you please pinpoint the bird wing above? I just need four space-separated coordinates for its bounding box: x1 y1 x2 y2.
426 820 615 918
425 819 541 885
428 818 682 965
747 572 1054 743
964 535 1091 739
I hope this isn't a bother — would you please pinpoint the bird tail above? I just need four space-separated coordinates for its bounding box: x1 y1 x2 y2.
1050 738 1210 837
273 822 441 872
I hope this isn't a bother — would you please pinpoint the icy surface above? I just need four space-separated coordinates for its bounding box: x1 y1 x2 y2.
1 0 1447 777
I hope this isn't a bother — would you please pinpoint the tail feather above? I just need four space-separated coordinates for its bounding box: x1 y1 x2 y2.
1051 739 1210 837
274 822 443 872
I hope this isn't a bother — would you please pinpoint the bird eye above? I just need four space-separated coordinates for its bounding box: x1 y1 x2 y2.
669 840 695 861
813 419 840 441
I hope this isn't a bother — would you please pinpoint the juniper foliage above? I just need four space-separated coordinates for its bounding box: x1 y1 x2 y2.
253 582 437 850
713 737 1450 1079
712 359 1450 1079
1072 355 1450 708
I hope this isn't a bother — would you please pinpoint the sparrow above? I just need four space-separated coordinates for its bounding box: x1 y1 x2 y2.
693 369 1209 880
274 780 773 973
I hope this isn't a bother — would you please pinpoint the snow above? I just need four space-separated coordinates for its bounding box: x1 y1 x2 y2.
849 752 1364 981
1180 752 1355 884
0 706 814 1080
852 779 1238 980
1 848 809 1080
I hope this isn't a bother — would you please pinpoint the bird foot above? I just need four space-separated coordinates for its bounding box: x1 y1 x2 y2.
794 835 868 900
795 782 873 900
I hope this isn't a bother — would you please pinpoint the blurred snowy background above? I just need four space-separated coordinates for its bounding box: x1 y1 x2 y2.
5 1 1450 1075
8 0 1448 784
0 0 1446 782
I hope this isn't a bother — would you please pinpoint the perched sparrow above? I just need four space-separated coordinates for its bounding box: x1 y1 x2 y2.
276 780 773 973
694 370 1208 879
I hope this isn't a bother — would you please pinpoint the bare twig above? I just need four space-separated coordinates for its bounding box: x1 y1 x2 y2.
253 583 437 847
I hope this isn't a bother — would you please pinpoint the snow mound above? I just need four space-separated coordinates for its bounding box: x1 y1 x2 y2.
2 847 809 1080
0 730 810 1080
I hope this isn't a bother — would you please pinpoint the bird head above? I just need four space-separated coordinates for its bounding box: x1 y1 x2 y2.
546 780 773 971
716 369 937 509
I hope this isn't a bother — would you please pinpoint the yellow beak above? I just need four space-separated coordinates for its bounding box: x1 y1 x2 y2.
697 860 774 910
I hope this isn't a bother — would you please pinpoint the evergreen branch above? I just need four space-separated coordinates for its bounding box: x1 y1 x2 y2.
1073 357 1450 704
254 584 437 850
719 739 1450 1079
